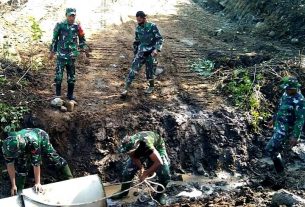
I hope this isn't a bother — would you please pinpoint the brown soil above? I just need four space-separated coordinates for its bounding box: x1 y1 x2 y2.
1 0 305 206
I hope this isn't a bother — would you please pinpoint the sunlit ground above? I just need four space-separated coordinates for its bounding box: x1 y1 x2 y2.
1 0 190 44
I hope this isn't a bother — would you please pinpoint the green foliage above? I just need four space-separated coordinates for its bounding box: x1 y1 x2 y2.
190 59 215 77
0 103 28 133
226 69 271 132
227 69 252 106
1 40 13 61
29 16 43 41
0 75 7 86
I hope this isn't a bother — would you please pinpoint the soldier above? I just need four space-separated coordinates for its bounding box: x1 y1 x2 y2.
1 128 73 196
49 8 86 100
266 76 305 173
121 11 164 97
112 131 170 205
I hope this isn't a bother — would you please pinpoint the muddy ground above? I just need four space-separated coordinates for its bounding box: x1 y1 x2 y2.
1 0 305 206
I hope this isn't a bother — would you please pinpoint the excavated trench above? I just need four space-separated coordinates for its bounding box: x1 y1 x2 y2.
2 0 305 206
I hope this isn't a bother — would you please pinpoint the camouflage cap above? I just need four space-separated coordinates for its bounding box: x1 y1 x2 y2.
66 8 76 16
118 135 137 154
280 76 301 89
2 135 26 159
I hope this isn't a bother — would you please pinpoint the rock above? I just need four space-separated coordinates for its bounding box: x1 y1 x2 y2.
50 97 64 108
257 186 264 191
291 38 299 44
271 189 305 206
66 101 75 112
197 164 209 176
255 22 265 29
268 31 275 37
60 106 67 112
172 174 183 181
155 67 164 76
215 29 224 36
292 143 305 161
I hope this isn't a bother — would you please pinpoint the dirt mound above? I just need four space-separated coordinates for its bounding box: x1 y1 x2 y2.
197 0 305 45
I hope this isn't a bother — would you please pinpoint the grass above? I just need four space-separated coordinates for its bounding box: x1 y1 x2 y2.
190 58 215 77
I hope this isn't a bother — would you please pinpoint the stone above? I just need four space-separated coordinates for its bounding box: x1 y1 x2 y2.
155 67 164 76
60 106 67 112
271 189 305 206
291 38 299 44
50 97 64 108
292 143 305 161
268 31 275 37
66 101 75 112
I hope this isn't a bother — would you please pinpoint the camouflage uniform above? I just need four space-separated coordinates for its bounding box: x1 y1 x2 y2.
2 128 72 190
116 131 170 201
2 128 67 173
266 77 305 172
125 22 164 88
50 8 86 99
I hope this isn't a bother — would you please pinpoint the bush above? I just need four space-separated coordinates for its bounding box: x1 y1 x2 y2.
29 16 42 41
190 59 215 77
225 69 271 131
0 103 28 133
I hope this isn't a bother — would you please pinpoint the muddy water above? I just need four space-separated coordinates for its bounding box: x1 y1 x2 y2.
104 171 248 206
105 183 143 206
176 171 247 195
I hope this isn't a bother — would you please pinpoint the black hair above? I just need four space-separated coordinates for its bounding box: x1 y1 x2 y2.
136 11 147 18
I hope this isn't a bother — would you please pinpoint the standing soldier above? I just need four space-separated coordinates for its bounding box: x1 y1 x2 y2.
112 131 170 205
1 128 73 195
50 8 86 101
121 11 164 97
266 77 305 173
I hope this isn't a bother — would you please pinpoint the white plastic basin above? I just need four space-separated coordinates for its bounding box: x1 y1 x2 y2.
0 174 107 207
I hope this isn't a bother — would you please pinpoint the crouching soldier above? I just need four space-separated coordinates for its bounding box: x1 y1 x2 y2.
1 128 73 195
112 131 170 205
266 77 305 173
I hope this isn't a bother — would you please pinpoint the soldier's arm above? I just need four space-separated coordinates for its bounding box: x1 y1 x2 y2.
77 23 86 49
152 24 164 52
7 163 17 195
129 151 143 170
292 99 305 140
133 30 140 55
273 95 285 123
30 142 43 167
50 23 60 53
140 149 162 181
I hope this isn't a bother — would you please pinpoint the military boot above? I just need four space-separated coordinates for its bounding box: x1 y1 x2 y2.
273 156 285 174
144 80 154 94
153 186 167 205
111 183 131 200
16 175 26 193
60 164 73 180
67 84 76 101
56 84 61 97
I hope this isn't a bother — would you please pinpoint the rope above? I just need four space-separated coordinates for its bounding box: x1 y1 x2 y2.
21 173 165 206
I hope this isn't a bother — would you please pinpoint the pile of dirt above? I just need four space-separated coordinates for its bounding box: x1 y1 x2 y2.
196 0 305 45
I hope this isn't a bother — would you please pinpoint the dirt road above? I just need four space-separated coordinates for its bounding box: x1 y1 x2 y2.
1 0 304 206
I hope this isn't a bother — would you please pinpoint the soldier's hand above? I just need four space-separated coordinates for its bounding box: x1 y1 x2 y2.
289 138 298 147
11 185 17 196
33 183 44 193
151 49 158 57
267 120 274 129
139 170 149 182
49 52 55 60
